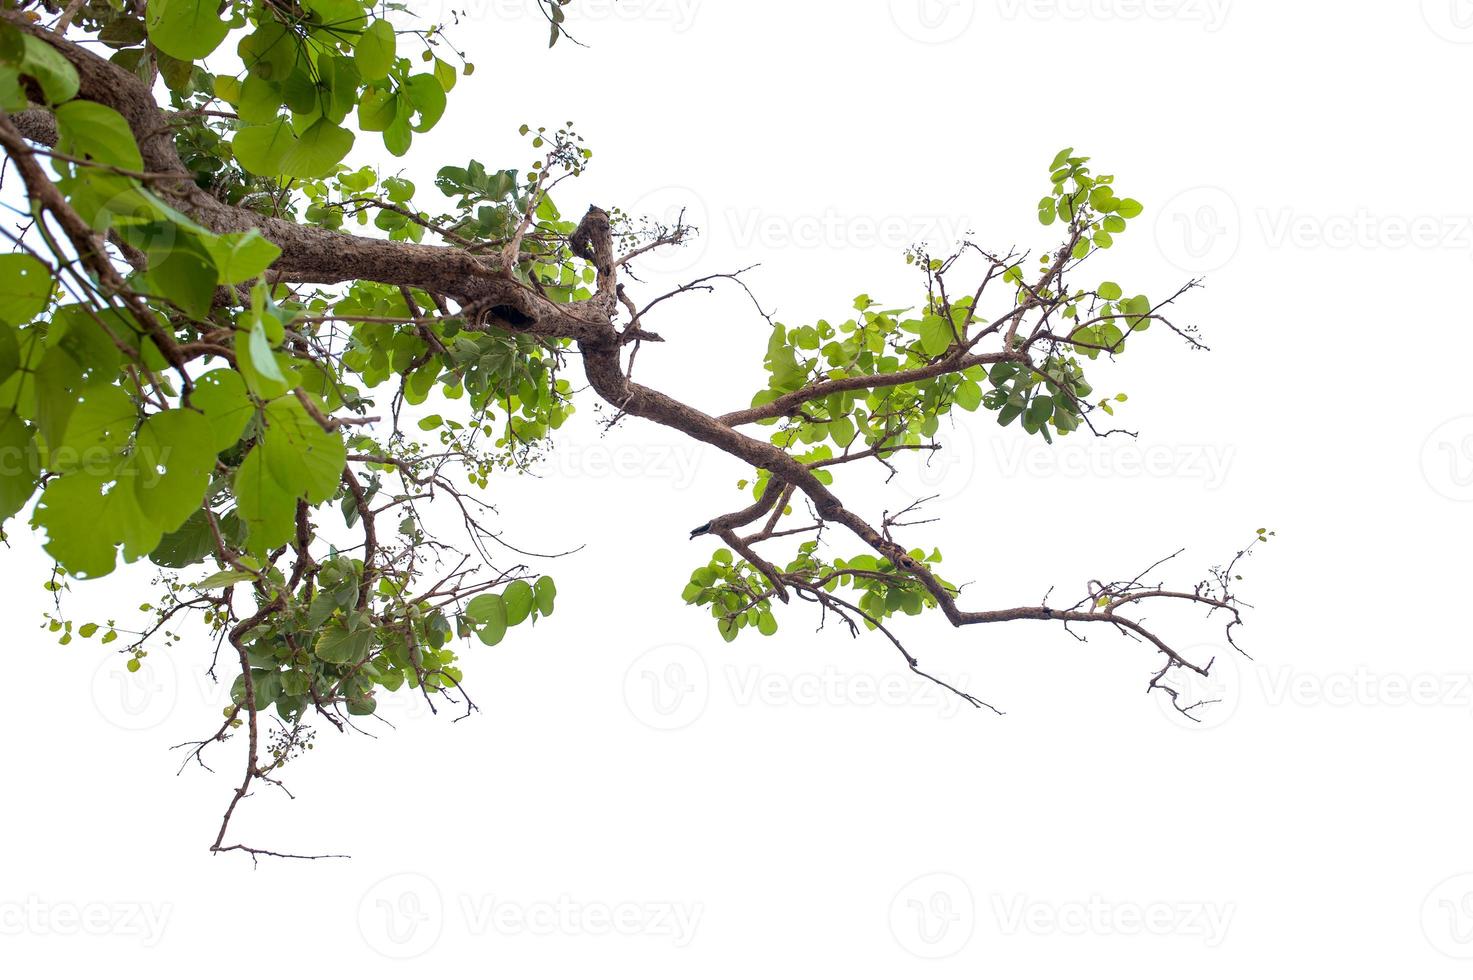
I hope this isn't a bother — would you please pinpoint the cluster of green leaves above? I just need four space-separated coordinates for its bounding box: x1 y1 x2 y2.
748 297 991 484
683 542 954 642
0 5 593 729
675 149 1169 633
459 575 557 647
0 24 293 576
1033 148 1155 360
681 548 780 641
225 556 557 721
209 1 455 174
1037 146 1142 252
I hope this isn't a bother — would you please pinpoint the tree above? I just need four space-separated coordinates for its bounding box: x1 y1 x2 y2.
0 0 1268 859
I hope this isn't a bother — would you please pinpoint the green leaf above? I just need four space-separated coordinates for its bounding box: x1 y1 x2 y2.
196 567 258 589
470 594 507 646
316 621 374 664
0 412 38 523
147 231 217 317
16 34 80 104
432 57 456 92
53 101 143 171
233 444 294 552
151 509 243 568
133 408 216 531
50 384 136 471
533 575 556 616
918 314 954 357
356 87 398 131
1097 281 1122 301
261 396 345 505
234 397 343 552
0 323 16 389
235 117 354 179
146 0 231 62
955 379 983 412
36 460 161 579
284 118 355 178
203 231 281 284
235 308 290 399
0 254 52 325
403 74 446 132
191 368 256 451
503 579 534 626
354 18 396 80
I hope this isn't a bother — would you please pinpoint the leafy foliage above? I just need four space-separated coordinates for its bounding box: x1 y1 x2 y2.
0 0 1262 858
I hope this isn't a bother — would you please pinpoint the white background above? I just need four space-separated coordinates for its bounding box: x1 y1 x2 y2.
3 0 1472 975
